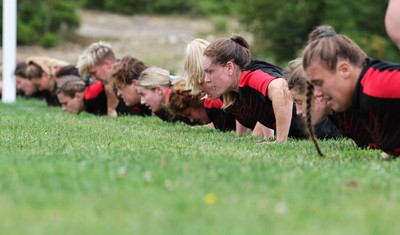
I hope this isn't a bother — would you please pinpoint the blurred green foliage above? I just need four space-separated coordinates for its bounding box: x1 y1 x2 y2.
80 0 233 15
0 0 80 47
1 0 398 62
80 0 399 63
236 0 399 64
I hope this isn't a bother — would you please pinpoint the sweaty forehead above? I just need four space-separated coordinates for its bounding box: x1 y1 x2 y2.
202 56 213 68
305 61 324 79
58 92 70 101
136 86 148 92
290 90 305 100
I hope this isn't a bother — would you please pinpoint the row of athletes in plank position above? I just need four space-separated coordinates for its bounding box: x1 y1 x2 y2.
11 24 400 159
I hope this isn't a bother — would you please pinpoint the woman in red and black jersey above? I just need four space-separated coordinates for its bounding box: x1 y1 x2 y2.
302 25 400 157
57 76 150 116
109 56 152 117
168 80 236 132
285 58 375 152
200 34 307 142
136 66 198 125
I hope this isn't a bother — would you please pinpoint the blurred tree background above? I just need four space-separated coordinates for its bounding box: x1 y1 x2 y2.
0 0 398 63
0 0 80 48
236 0 399 63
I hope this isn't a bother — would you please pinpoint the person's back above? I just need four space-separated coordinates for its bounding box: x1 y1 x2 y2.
351 58 400 155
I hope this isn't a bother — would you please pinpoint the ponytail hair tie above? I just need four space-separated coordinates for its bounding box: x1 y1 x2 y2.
169 74 177 83
317 29 336 39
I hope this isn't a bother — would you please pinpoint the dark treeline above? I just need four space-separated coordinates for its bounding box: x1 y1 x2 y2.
1 0 398 63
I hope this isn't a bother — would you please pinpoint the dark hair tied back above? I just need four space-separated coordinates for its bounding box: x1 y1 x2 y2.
230 34 249 49
317 28 336 39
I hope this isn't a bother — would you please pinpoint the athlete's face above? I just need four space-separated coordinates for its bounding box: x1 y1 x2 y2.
117 82 141 107
181 107 210 124
201 56 235 100
136 85 164 112
16 76 37 96
291 90 307 117
87 60 113 85
291 90 331 125
31 73 51 91
306 60 353 112
57 91 84 114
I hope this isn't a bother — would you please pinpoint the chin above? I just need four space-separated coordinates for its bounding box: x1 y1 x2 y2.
208 93 219 100
332 105 346 112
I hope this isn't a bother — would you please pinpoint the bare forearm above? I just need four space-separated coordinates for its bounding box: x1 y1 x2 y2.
273 99 292 142
104 85 118 117
268 78 293 142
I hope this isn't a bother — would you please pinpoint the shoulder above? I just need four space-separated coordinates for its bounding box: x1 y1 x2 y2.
203 98 223 109
84 81 104 99
359 58 400 99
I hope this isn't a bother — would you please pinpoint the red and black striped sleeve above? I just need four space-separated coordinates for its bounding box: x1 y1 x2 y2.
354 58 400 112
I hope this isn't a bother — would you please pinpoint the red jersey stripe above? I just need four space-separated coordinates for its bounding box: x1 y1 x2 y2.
203 98 223 109
84 81 104 100
239 70 276 96
361 68 400 98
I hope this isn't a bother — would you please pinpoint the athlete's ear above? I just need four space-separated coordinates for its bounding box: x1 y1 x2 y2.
337 61 351 79
104 59 113 69
226 61 235 75
41 71 49 80
75 91 84 99
155 85 163 95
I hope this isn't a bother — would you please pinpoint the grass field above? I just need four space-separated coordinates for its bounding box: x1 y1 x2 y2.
1 98 399 235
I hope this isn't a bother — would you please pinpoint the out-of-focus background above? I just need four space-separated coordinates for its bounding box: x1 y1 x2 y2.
0 0 398 73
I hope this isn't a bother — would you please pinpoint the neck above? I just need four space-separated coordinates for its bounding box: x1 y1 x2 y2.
231 69 242 93
49 77 56 91
350 66 363 90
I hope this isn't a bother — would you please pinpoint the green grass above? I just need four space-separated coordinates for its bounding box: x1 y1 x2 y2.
0 98 399 235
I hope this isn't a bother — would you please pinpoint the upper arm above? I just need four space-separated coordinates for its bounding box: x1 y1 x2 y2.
385 0 400 48
267 78 290 102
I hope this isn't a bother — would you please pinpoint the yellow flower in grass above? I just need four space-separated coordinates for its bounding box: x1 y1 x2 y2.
204 193 217 205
